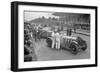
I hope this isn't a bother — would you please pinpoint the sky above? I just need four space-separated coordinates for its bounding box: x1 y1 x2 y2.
24 11 59 22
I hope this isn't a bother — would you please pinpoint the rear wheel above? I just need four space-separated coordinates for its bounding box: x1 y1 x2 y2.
77 37 87 51
46 38 52 48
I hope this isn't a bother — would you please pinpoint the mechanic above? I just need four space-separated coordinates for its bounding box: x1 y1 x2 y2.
67 28 72 36
55 31 61 49
51 30 56 49
69 28 72 36
51 28 61 49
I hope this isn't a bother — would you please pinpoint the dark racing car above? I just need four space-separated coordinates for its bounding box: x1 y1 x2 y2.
46 35 87 54
39 27 52 39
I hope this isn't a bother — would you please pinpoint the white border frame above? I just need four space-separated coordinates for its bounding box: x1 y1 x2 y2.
18 5 96 69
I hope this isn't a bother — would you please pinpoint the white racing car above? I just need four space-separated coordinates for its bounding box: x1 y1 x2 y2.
46 35 87 54
39 27 87 54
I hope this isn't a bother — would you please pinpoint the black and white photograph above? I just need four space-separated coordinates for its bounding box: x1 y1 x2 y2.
24 11 90 62
11 1 97 71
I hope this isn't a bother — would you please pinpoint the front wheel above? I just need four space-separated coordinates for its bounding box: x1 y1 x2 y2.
70 43 78 54
81 42 87 51
81 46 87 51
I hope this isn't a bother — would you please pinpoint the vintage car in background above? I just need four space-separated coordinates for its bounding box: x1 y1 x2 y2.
39 27 52 39
46 35 87 54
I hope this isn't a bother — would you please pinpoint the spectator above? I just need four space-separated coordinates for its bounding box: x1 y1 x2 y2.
34 25 39 41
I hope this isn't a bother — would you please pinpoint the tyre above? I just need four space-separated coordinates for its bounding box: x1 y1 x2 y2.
70 43 78 54
46 38 52 48
80 39 87 51
81 43 87 51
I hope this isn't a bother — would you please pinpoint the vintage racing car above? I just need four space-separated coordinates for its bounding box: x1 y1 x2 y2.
35 26 87 54
46 35 87 54
39 27 52 39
